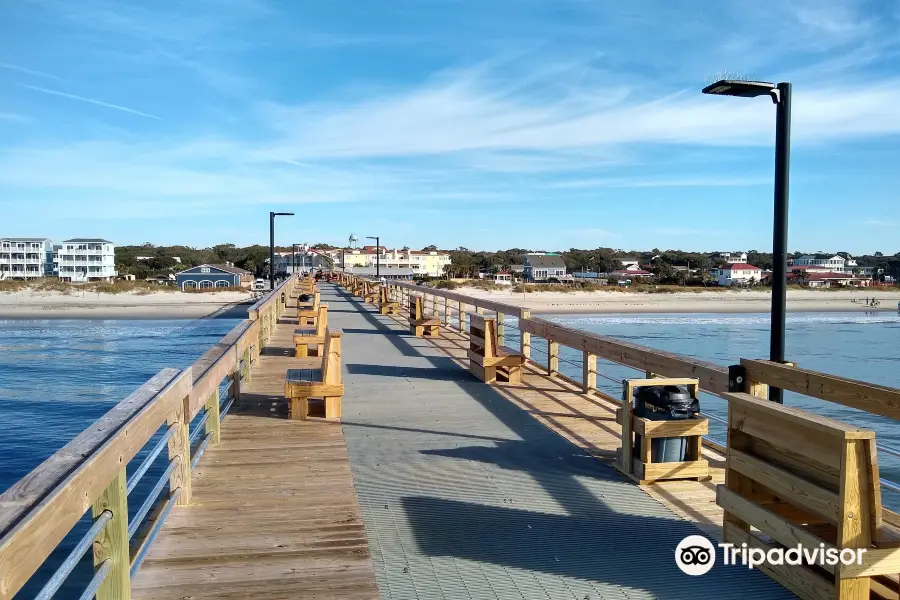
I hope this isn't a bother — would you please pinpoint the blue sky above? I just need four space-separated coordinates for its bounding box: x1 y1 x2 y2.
2 0 900 253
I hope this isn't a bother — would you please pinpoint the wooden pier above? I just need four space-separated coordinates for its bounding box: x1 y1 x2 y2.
3 273 900 600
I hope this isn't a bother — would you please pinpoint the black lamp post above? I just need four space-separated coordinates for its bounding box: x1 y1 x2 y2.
269 211 294 291
366 236 380 278
703 79 792 403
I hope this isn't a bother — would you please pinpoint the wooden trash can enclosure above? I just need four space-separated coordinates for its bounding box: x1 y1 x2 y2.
616 377 709 484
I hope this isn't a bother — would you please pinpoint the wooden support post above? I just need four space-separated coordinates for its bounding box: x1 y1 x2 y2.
242 347 251 384
205 388 221 445
167 396 192 505
749 379 769 400
837 439 873 600
497 312 505 347
583 351 596 393
92 469 130 600
459 302 466 332
520 309 531 359
444 296 450 326
231 371 241 403
548 341 559 377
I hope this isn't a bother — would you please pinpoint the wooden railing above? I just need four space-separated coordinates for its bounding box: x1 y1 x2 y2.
0 280 289 600
248 274 297 350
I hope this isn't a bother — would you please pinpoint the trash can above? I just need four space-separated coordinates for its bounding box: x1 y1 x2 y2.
633 385 700 463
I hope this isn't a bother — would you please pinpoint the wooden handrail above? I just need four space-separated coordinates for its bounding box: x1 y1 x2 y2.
520 317 731 395
0 368 192 599
247 273 296 318
741 359 900 421
389 280 527 317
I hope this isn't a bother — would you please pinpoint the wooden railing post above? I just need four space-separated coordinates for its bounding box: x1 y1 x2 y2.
548 341 559 377
232 370 241 403
444 297 451 326
205 388 221 445
583 351 596 393
167 395 192 505
242 347 252 384
520 309 531 359
497 312 504 347
458 302 466 332
92 469 130 600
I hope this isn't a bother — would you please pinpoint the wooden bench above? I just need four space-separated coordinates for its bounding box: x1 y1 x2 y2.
297 290 320 326
293 305 327 357
717 391 890 600
364 281 379 304
467 314 524 383
284 328 343 420
379 286 400 315
408 296 440 337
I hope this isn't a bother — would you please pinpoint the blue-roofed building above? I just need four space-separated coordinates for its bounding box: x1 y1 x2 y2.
175 263 253 291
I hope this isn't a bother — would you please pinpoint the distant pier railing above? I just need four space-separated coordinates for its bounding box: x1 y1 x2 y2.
0 274 297 600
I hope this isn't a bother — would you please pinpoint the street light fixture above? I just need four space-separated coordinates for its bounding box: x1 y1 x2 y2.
366 236 380 278
269 211 294 291
703 79 792 403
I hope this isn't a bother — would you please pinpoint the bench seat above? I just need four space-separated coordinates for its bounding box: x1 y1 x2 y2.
468 315 524 384
284 328 343 420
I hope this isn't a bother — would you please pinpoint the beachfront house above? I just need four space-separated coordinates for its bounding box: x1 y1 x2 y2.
789 254 854 273
715 263 762 286
523 253 567 282
56 239 117 282
176 263 253 290
0 238 55 279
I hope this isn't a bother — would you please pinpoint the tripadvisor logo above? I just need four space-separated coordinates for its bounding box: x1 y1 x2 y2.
675 535 866 575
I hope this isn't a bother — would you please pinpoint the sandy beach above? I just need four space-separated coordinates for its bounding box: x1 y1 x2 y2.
456 287 900 314
0 289 254 320
1 286 898 319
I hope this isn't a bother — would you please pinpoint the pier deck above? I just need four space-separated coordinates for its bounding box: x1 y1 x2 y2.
133 284 794 599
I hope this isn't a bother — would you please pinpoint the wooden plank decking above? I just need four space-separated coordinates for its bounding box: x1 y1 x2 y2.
130 295 379 600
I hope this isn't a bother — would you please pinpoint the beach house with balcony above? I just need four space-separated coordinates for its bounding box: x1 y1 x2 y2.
716 263 762 286
0 238 54 279
56 239 117 282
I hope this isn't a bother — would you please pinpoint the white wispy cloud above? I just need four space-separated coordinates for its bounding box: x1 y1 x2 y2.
861 219 897 227
255 63 900 163
547 176 771 189
18 84 162 120
0 60 62 80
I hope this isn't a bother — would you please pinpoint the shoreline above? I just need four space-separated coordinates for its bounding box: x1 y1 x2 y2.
0 287 897 319
0 290 254 320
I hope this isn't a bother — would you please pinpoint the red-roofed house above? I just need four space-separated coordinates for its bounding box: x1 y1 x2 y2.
716 263 762 286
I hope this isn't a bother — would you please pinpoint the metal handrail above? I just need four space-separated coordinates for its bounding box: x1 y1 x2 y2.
191 434 212 470
128 458 180 539
129 487 182 578
189 409 210 445
78 560 110 600
34 510 113 600
127 426 176 495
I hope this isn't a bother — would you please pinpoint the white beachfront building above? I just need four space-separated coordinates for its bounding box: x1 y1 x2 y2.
789 254 857 274
716 263 762 286
56 238 117 282
0 238 55 279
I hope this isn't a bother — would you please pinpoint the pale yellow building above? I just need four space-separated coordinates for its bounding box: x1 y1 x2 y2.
329 247 451 277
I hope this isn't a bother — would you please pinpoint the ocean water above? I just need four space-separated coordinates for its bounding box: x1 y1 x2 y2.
0 318 242 599
507 311 900 505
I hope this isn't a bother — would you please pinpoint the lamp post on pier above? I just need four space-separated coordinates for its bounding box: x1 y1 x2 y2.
366 236 380 278
702 79 792 403
269 211 294 292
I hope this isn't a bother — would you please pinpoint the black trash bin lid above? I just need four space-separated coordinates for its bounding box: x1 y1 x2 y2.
634 385 693 408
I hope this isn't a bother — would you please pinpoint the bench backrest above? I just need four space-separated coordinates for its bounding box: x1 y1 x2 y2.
315 305 328 336
321 329 343 384
469 314 498 358
380 286 388 304
409 295 423 320
313 290 320 309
